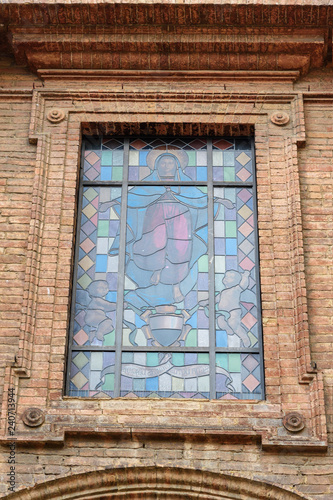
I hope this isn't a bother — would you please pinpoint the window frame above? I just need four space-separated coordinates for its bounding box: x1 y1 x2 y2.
66 135 264 400
7 84 325 450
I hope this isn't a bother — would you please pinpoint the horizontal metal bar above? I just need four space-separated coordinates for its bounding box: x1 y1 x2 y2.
82 180 253 187
71 346 260 353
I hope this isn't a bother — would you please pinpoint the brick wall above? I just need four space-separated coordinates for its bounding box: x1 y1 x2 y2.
0 54 332 499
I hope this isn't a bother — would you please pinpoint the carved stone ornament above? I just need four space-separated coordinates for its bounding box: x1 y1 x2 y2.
47 108 66 124
22 407 45 427
283 412 305 433
270 111 290 126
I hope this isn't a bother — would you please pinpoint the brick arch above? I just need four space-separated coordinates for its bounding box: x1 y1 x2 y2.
5 466 309 500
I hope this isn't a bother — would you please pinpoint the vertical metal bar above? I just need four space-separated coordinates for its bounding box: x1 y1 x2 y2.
207 138 216 399
113 138 129 397
66 137 87 396
252 136 265 399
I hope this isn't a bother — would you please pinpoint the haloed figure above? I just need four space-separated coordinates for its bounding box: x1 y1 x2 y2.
101 148 234 318
132 154 193 304
103 150 209 313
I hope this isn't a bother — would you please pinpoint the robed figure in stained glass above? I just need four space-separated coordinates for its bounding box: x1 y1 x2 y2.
112 150 208 313
99 146 234 348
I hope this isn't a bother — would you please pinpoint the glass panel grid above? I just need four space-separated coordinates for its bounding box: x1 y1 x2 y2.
67 136 263 400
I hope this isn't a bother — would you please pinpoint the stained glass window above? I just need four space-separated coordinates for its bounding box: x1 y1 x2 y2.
67 136 264 400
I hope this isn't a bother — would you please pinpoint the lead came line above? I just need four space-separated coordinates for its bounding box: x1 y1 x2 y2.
207 138 216 398
113 138 129 398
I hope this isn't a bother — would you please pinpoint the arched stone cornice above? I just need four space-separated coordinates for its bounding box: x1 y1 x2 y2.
4 466 311 500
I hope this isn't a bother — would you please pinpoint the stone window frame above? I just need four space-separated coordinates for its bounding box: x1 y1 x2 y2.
0 75 327 450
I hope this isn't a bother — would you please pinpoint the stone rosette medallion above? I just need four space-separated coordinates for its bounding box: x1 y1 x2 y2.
283 412 305 433
270 111 290 126
47 108 66 124
22 407 45 427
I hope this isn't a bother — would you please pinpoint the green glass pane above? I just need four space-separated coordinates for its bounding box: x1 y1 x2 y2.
112 166 123 181
213 150 223 166
172 377 184 391
224 188 236 203
101 150 112 166
225 221 237 237
103 330 115 346
229 353 241 372
72 352 89 369
113 150 124 164
91 352 103 370
98 221 109 237
133 378 145 391
197 186 207 194
216 353 228 370
223 151 234 166
185 329 197 347
77 274 92 289
84 187 98 202
187 150 196 166
198 255 208 272
147 352 159 366
198 375 209 392
224 167 235 182
102 373 114 391
198 353 209 364
172 353 185 366
122 352 134 363
248 331 257 347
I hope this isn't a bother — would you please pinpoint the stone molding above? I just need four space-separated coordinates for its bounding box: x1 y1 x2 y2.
3 466 311 500
0 2 332 74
